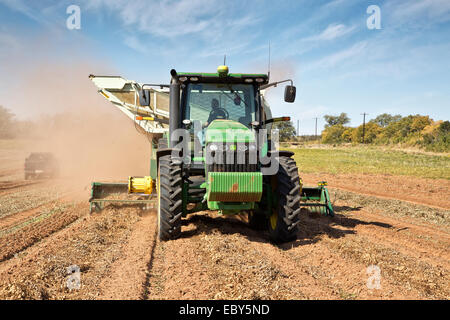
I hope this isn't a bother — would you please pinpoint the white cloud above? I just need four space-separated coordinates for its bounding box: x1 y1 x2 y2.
84 0 258 39
303 41 368 71
0 0 70 30
123 36 149 54
306 23 356 41
0 0 41 22
83 0 263 56
385 0 450 25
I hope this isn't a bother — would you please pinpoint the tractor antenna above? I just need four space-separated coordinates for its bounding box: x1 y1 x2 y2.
268 41 271 81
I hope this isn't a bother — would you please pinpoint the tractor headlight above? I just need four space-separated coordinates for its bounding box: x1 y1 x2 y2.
248 144 257 151
209 144 218 151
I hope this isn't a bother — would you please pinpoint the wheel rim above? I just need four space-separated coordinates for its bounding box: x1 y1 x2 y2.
270 209 277 230
269 174 279 231
157 167 161 235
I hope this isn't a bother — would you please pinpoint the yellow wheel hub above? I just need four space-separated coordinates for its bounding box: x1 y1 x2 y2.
270 209 278 230
157 169 161 232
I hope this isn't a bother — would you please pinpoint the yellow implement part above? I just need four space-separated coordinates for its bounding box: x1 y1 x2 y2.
135 116 155 121
100 90 109 99
128 176 154 194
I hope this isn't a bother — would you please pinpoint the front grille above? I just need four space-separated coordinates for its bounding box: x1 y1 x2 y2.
206 142 258 173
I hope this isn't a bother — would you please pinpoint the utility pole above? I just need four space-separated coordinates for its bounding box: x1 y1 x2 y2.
314 117 318 141
361 113 368 143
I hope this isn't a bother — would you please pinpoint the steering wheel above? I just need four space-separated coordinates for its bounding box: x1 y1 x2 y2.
209 107 229 121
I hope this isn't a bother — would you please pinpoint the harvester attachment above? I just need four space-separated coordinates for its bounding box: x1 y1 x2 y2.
88 74 170 134
87 75 167 214
300 181 334 217
89 177 155 213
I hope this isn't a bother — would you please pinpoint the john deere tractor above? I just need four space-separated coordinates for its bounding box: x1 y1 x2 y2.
89 66 334 243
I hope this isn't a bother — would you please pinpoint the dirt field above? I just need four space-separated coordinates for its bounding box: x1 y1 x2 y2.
0 142 448 300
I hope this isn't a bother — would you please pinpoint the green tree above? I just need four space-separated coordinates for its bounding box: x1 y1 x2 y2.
353 122 382 143
341 127 356 143
324 113 350 128
371 113 402 127
0 105 15 139
439 120 450 133
321 124 346 144
420 120 450 152
272 120 296 142
411 115 432 133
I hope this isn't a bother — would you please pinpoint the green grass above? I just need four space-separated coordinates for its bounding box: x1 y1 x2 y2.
287 146 450 180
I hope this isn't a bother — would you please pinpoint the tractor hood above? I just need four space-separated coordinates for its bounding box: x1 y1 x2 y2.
205 120 255 144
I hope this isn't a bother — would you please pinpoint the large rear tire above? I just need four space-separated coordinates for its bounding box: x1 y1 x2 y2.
157 138 183 241
268 156 302 243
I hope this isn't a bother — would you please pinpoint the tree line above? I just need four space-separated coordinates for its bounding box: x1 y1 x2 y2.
320 113 449 152
273 112 449 152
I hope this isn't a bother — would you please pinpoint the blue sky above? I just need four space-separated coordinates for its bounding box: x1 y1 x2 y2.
0 0 449 134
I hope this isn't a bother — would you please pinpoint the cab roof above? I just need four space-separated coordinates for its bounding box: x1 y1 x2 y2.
175 72 269 85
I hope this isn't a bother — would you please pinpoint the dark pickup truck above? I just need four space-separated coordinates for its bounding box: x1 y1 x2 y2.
24 152 59 180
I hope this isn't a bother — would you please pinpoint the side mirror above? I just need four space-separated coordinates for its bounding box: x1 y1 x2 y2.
139 89 151 106
284 85 296 103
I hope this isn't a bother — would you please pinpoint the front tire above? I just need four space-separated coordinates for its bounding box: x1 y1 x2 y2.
157 139 183 241
268 156 302 243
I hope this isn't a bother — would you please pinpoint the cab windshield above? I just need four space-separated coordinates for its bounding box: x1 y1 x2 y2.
184 83 256 127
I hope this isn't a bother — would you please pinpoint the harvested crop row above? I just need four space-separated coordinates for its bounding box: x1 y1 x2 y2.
0 180 40 194
328 188 450 228
0 205 141 299
0 186 61 219
291 207 449 299
300 172 450 210
0 201 63 232
0 203 85 262
325 235 449 299
147 213 318 300
144 195 449 300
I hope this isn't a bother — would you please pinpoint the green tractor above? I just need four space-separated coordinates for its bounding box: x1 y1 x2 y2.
152 65 333 243
89 65 334 243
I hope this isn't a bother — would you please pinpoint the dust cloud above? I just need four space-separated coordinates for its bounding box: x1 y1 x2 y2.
1 36 151 191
